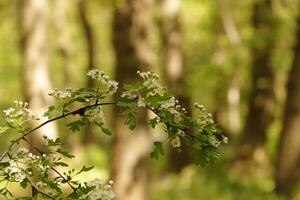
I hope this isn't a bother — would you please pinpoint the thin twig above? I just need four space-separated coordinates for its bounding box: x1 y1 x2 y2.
146 106 197 140
0 102 116 161
27 177 56 199
21 137 77 191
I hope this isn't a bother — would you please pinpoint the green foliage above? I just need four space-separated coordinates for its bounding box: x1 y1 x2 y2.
0 70 226 199
151 142 164 160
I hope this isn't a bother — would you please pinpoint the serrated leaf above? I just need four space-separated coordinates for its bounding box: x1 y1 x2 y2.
95 122 112 135
67 120 85 132
146 93 172 107
55 162 69 167
149 118 158 128
47 138 63 146
57 149 74 159
43 106 60 119
76 165 94 175
150 141 164 160
20 178 28 189
125 112 136 130
43 180 62 193
195 145 222 167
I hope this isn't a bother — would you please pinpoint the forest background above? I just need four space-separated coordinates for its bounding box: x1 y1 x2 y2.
0 0 300 199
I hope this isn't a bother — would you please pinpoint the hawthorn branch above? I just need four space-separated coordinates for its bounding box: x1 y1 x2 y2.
27 177 56 199
0 102 116 161
146 106 197 140
21 137 77 191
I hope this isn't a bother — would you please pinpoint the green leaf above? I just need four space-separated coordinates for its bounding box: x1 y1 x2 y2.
66 120 85 132
125 112 136 130
20 178 28 189
76 166 94 175
43 106 60 119
149 117 158 128
150 141 164 160
54 162 69 167
95 122 112 135
146 93 172 107
46 138 63 146
123 83 142 90
0 126 9 134
57 149 75 159
116 97 133 107
43 179 62 193
195 145 222 167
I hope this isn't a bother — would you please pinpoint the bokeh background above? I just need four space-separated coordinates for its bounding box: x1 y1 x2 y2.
0 0 300 199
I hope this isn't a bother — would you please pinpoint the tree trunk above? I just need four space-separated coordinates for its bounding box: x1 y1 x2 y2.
54 0 75 87
275 12 300 195
53 0 82 152
157 0 192 172
77 0 96 144
234 0 275 169
19 0 58 145
111 0 154 199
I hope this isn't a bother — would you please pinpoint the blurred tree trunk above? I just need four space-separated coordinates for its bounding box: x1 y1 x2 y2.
157 0 192 172
54 0 81 151
276 12 300 195
218 0 242 135
19 0 58 145
78 0 96 144
111 0 154 199
234 0 275 168
54 0 75 87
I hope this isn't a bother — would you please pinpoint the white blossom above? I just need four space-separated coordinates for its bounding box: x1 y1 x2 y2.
49 87 72 99
85 179 115 200
86 178 104 187
87 69 118 95
4 163 26 182
137 97 146 107
170 136 181 148
86 107 105 124
17 148 29 155
160 97 176 109
209 135 221 147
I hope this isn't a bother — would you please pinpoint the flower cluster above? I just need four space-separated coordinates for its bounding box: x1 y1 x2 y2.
87 69 118 95
48 87 72 99
193 103 228 147
170 136 181 148
86 107 106 124
2 163 26 182
138 71 169 97
3 101 39 130
85 179 115 200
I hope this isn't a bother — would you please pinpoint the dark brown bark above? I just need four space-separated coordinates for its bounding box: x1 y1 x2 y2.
77 0 96 144
19 0 58 145
234 0 275 168
111 0 154 199
275 12 300 195
157 0 192 172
